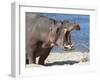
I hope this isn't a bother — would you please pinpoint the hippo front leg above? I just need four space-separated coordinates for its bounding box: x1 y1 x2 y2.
38 54 49 65
38 48 52 65
28 46 37 64
28 50 35 64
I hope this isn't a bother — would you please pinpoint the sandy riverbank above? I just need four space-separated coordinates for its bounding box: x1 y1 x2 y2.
26 51 89 68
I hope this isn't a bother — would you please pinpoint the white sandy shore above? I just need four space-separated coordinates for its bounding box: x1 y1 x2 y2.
26 52 89 68
46 52 89 63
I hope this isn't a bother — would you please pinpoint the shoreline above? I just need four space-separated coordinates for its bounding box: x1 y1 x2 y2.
26 52 89 68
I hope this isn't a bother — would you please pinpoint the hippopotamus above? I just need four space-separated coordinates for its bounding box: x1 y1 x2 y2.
26 13 68 64
32 21 80 65
62 20 80 49
26 13 80 65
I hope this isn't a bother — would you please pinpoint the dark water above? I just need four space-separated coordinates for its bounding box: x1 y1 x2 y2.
40 13 90 53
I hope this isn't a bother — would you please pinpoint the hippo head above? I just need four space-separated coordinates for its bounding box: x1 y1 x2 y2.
54 20 80 50
42 19 80 50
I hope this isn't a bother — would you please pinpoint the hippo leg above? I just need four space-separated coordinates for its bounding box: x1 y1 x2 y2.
26 59 29 64
38 52 49 65
38 48 52 65
28 45 37 64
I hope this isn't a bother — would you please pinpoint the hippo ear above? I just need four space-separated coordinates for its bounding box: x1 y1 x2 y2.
49 21 62 33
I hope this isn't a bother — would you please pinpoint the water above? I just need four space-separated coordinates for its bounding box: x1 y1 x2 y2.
40 13 90 53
